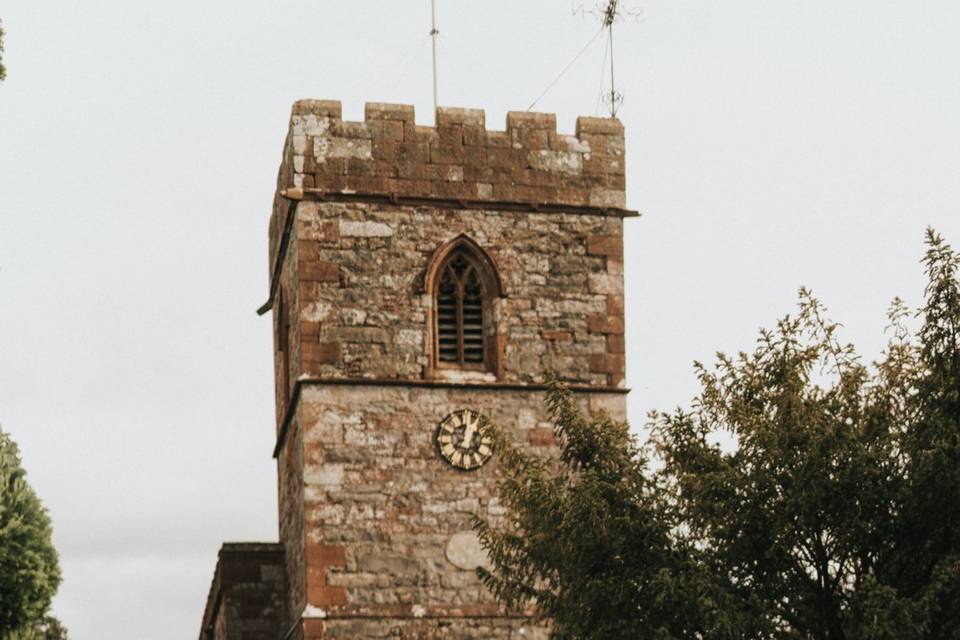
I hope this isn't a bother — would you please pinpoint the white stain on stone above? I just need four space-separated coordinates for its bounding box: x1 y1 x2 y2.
292 135 307 155
291 115 333 137
305 116 332 137
302 301 333 322
588 271 621 295
563 135 591 153
339 308 368 326
476 182 493 198
305 464 344 487
531 150 582 174
445 531 490 571
411 605 427 618
302 604 327 619
435 368 496 384
339 220 394 237
314 137 373 162
396 329 423 348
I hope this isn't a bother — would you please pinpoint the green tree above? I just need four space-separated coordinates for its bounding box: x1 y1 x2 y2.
474 375 716 639
7 616 68 640
656 230 960 639
0 429 62 637
477 230 960 639
0 19 6 81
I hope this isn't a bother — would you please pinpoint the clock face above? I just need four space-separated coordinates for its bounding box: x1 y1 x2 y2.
436 409 494 470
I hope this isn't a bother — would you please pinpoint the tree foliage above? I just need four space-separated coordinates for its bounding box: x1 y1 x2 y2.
474 374 713 639
0 19 6 81
476 230 960 639
0 429 62 638
6 616 68 640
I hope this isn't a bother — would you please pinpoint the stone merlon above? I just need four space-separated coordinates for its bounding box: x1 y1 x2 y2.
269 101 627 267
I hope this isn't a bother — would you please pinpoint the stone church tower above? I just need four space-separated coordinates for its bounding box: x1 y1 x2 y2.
199 100 632 640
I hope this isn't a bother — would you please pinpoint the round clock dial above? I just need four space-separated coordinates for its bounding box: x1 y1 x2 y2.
436 409 494 470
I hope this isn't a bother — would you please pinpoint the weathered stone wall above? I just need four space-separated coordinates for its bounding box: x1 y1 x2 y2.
277 410 306 630
197 543 287 640
274 228 302 428
303 616 548 639
289 384 623 638
284 201 625 388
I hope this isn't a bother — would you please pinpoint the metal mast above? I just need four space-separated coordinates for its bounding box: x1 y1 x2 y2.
430 0 440 112
603 0 623 117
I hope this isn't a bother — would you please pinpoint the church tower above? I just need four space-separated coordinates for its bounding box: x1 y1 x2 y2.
263 100 631 639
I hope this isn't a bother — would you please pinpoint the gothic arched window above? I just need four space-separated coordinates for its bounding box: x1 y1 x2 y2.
436 251 487 366
427 237 503 374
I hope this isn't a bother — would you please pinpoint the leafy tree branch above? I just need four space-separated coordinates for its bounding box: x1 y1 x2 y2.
477 230 960 639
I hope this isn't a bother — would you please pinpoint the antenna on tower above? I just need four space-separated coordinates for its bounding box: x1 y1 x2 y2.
574 0 643 117
602 1 622 117
430 0 440 112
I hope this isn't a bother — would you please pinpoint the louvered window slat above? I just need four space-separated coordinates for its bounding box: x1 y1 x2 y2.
435 251 491 368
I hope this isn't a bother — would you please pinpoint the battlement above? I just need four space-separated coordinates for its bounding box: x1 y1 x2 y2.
274 100 626 212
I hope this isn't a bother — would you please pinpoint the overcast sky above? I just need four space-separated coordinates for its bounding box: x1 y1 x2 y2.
1 1 959 638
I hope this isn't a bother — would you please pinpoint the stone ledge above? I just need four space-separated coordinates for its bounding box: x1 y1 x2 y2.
272 377 631 459
301 602 536 620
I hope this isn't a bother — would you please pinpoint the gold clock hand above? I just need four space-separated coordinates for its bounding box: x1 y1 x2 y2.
462 415 478 449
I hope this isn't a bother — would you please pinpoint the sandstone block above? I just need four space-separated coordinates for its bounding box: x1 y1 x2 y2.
586 234 623 257
437 124 463 145
307 585 347 607
607 334 625 354
588 352 625 374
437 107 485 127
506 111 557 131
306 543 347 568
588 314 624 335
606 294 624 315
589 188 627 208
588 271 621 295
301 260 340 283
365 102 415 122
528 427 555 447
333 121 374 141
356 554 421 575
293 99 343 117
576 116 624 135
302 341 341 365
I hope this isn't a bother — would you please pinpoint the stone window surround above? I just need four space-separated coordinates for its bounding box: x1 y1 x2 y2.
423 234 505 381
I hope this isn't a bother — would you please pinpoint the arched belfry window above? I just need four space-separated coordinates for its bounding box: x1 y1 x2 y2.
437 252 486 366
426 236 504 374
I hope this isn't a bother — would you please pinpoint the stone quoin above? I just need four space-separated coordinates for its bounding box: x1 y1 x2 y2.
199 100 633 640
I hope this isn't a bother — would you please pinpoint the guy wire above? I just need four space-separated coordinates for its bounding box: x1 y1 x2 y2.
527 27 606 112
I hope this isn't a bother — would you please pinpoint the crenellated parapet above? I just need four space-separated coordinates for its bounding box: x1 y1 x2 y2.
286 100 623 204
269 101 626 267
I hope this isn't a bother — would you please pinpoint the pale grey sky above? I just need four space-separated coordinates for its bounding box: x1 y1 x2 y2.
1 1 958 638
